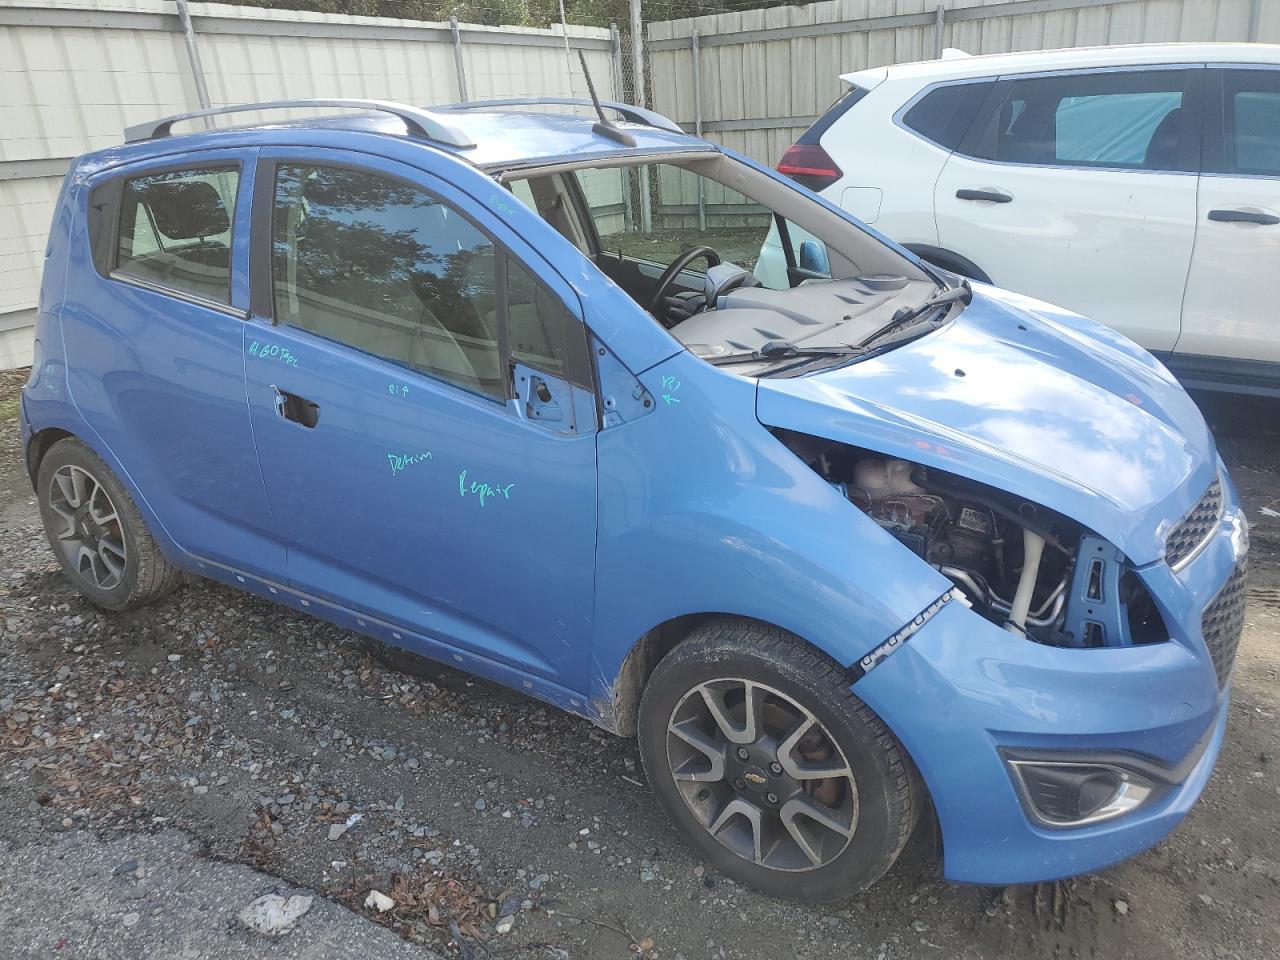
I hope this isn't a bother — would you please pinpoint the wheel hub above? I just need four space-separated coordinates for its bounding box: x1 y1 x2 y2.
666 678 860 872
46 464 128 591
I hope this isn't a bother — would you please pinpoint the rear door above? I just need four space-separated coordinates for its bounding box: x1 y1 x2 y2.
69 150 283 573
934 66 1202 351
1177 66 1280 367
243 149 598 689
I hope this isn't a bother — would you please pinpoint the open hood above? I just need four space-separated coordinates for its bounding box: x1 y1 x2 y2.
756 286 1218 567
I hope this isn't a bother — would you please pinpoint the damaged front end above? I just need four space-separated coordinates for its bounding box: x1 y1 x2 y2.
774 430 1169 651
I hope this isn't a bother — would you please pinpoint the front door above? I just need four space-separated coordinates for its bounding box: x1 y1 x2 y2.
243 150 598 689
934 66 1202 352
1178 66 1280 366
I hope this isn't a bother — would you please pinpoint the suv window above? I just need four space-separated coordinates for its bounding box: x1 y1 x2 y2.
115 167 239 304
902 81 995 150
1221 69 1280 176
965 69 1192 171
271 164 505 401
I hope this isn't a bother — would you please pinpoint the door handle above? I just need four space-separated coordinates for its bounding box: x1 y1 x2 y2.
271 385 320 428
956 188 1013 203
1207 208 1280 225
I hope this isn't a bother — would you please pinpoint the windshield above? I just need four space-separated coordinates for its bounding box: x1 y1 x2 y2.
504 155 954 375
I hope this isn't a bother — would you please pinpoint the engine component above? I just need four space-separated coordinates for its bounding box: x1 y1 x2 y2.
1006 528 1045 634
775 429 1169 648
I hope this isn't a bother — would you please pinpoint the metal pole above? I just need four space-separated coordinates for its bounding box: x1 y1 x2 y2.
611 22 635 233
692 30 704 233
933 3 945 59
175 0 212 125
629 0 652 232
450 17 469 103
1248 0 1262 41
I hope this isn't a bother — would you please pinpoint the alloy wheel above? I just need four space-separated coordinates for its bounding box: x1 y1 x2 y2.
665 678 859 871
47 464 128 591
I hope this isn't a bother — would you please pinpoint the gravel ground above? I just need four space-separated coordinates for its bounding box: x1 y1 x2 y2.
1 368 1278 960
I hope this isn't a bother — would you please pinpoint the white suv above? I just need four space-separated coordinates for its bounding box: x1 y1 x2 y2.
759 43 1280 396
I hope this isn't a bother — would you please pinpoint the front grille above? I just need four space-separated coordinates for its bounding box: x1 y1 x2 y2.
1201 560 1247 688
1166 477 1223 568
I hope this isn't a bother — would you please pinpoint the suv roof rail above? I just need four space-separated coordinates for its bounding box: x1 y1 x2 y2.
440 98 685 135
124 99 476 148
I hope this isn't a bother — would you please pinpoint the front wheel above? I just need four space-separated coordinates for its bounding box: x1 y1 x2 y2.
637 618 919 902
36 437 183 611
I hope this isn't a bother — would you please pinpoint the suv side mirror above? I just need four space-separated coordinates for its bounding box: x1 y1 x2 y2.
799 240 831 276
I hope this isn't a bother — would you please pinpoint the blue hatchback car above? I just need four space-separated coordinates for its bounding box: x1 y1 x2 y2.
22 96 1248 901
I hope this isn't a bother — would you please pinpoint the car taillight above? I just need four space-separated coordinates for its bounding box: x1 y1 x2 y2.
777 143 843 192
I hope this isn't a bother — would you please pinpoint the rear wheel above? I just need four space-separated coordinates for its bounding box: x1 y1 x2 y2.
638 617 918 902
36 438 183 611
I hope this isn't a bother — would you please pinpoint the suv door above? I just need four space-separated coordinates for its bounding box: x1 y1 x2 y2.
1177 66 1280 371
933 66 1202 351
72 150 284 573
244 149 598 689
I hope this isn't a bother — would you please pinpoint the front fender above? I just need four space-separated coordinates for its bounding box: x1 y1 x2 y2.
588 351 951 703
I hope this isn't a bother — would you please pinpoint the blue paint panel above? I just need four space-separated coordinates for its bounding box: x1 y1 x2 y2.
588 349 955 695
855 598 1229 885
56 149 285 575
757 286 1216 567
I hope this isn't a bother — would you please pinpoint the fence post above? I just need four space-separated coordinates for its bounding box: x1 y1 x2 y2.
933 3 945 59
450 17 469 102
629 0 652 232
692 29 705 232
174 0 212 124
611 22 635 232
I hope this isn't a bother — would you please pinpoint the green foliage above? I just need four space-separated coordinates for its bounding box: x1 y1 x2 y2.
214 0 796 28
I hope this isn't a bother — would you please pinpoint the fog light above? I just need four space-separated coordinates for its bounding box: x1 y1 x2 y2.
1007 759 1156 828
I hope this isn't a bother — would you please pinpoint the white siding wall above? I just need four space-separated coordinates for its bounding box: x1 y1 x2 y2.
0 0 619 369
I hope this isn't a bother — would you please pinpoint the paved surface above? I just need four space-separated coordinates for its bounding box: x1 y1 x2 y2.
1 369 1278 960
0 829 434 959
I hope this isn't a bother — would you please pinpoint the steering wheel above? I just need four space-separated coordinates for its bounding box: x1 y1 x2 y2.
648 246 722 323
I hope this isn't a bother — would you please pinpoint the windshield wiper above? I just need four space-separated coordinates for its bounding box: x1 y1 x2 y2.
859 280 971 348
705 340 868 366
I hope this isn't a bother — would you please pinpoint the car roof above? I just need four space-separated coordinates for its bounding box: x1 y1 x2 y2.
841 41 1280 86
89 102 710 174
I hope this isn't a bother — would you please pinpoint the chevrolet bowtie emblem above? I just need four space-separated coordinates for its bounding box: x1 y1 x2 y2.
744 772 767 785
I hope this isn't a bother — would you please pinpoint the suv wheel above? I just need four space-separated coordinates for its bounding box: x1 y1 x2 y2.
638 617 918 901
37 438 183 611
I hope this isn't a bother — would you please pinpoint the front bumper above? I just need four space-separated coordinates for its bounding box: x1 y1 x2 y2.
854 483 1244 886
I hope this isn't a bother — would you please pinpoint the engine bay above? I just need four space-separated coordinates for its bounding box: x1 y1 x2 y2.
775 431 1168 648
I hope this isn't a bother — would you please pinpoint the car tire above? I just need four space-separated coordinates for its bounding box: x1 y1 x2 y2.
36 437 183 611
637 617 918 902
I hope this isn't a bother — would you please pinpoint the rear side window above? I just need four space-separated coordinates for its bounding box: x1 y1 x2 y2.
964 69 1192 171
901 81 995 149
1222 69 1280 176
114 167 240 303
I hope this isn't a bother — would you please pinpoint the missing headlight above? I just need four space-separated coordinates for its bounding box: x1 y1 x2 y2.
772 430 1169 649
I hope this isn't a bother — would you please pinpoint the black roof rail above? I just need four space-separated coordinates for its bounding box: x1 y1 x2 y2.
439 97 684 135
124 99 476 148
